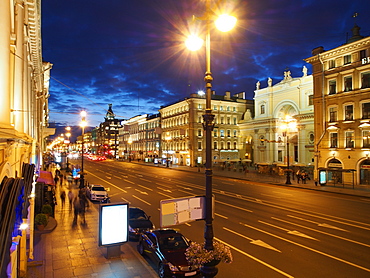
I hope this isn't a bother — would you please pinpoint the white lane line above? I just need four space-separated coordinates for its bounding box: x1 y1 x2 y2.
223 227 280 252
132 195 151 206
157 187 172 193
240 222 370 273
214 237 292 277
259 220 317 240
123 179 135 184
287 215 348 231
273 217 370 248
215 200 253 213
88 172 127 193
137 184 153 191
134 189 148 195
215 213 228 219
157 192 173 199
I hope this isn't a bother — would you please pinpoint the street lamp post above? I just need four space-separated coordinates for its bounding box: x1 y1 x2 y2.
66 127 71 172
280 116 297 185
186 2 236 277
80 111 87 188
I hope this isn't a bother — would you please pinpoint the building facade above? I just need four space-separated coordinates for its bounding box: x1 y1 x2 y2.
0 0 53 276
239 68 315 175
305 24 370 186
159 91 254 167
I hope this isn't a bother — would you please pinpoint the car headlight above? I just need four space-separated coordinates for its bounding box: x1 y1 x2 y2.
167 262 179 272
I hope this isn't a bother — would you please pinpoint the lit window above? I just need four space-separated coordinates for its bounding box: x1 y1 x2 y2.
220 130 225 137
345 131 354 148
363 130 370 148
344 76 352 92
328 59 335 69
361 72 370 89
260 105 265 114
330 133 338 148
344 105 353 121
344 55 351 65
329 80 336 95
214 142 217 150
308 95 313 106
329 107 338 122
362 103 370 119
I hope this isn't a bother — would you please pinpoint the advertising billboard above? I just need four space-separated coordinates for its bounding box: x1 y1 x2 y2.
99 202 129 246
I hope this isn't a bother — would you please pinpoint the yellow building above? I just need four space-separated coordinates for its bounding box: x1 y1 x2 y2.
305 23 370 186
239 68 314 175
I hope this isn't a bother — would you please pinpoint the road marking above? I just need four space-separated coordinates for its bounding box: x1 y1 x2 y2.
132 195 151 205
215 213 228 219
157 191 173 199
287 215 348 231
273 217 370 248
157 187 172 193
123 179 135 184
135 189 148 195
240 222 370 273
214 237 292 277
223 227 280 252
139 178 152 183
113 175 123 179
121 197 131 204
215 200 253 213
259 220 317 240
137 184 153 191
88 172 127 193
106 176 111 179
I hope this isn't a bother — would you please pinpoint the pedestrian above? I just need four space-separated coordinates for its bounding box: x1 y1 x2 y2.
60 190 66 208
59 174 64 186
301 172 307 184
67 190 74 209
73 196 86 225
54 175 59 186
296 170 301 184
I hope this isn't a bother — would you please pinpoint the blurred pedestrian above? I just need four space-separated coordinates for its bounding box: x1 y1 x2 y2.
73 196 86 225
67 190 74 209
60 190 66 208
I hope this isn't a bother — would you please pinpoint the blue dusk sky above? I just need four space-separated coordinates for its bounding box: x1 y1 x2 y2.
42 0 370 128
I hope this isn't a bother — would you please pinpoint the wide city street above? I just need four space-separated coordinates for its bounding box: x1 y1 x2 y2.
80 159 370 278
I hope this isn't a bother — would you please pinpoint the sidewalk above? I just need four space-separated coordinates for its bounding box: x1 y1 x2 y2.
27 170 157 278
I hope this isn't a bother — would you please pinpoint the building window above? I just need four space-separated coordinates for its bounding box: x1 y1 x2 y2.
198 141 202 150
328 59 335 69
198 129 202 137
220 106 223 111
345 131 354 148
227 130 231 137
233 142 237 149
344 76 352 92
213 130 217 137
233 107 236 112
344 54 351 65
360 49 367 60
227 117 231 124
227 142 231 149
329 80 336 95
221 142 224 149
233 130 237 137
233 117 237 125
198 116 202 123
259 135 265 146
329 107 338 122
361 72 370 89
227 106 230 111
214 105 217 110
214 142 217 150
220 130 225 137
362 102 370 119
198 104 202 110
221 117 224 124
363 130 370 148
308 95 313 106
330 133 338 148
308 133 314 144
278 150 282 162
260 104 265 114
344 105 353 121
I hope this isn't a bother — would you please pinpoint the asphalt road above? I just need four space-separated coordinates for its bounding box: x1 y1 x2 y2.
80 159 370 278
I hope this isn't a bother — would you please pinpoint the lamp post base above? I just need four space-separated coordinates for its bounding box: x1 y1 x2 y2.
200 265 218 278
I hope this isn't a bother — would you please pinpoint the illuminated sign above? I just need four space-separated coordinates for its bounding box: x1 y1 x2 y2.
99 203 129 246
362 57 370 65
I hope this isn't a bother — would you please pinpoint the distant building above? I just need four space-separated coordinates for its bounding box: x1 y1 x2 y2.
305 23 370 185
96 104 123 158
158 91 254 167
239 68 314 175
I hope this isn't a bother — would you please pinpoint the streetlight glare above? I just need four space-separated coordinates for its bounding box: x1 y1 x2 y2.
80 110 87 118
185 34 204 51
215 14 237 32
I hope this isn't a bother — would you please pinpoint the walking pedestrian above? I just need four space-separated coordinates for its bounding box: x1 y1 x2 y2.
54 175 59 186
67 190 74 209
60 190 66 208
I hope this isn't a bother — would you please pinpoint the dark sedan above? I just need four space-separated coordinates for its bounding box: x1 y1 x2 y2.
129 207 154 241
137 229 199 278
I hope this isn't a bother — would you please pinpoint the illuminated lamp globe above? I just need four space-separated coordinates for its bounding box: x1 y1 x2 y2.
185 34 203 51
215 14 237 32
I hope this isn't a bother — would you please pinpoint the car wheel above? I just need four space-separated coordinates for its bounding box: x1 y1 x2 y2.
158 262 166 278
137 242 144 256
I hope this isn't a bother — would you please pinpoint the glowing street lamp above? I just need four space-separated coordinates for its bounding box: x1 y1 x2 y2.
280 115 297 185
80 111 87 188
185 2 236 277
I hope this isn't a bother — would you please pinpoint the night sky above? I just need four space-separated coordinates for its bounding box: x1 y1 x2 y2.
42 0 370 128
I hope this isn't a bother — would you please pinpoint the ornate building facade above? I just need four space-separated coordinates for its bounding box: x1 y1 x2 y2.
239 68 314 174
305 23 370 185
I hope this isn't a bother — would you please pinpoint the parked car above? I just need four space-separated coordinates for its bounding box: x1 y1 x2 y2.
86 184 108 201
129 207 154 241
137 229 200 278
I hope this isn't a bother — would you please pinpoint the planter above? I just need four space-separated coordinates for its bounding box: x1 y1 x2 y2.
37 224 45 231
203 259 220 267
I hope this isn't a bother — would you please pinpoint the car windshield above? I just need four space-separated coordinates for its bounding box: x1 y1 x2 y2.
92 186 105 191
159 235 188 250
130 210 148 220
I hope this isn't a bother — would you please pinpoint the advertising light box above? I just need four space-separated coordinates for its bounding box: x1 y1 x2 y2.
99 203 129 246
